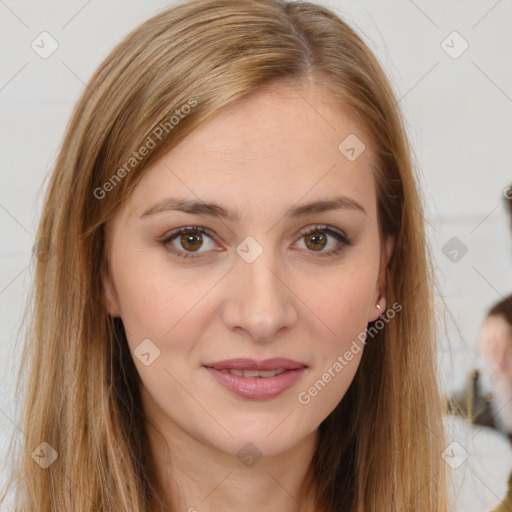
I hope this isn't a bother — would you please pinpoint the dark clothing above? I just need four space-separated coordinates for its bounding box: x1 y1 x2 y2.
446 369 496 429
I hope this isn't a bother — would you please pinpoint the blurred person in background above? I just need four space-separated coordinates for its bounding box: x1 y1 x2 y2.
480 294 512 512
480 295 512 444
447 185 512 436
506 184 512 231
486 184 512 512
446 184 512 512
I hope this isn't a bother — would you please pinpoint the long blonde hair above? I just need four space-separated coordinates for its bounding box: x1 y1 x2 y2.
1 0 450 510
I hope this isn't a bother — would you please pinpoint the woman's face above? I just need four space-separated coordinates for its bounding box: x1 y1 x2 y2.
103 82 393 459
480 314 512 384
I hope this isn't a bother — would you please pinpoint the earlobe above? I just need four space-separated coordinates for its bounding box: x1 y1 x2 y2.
369 301 385 323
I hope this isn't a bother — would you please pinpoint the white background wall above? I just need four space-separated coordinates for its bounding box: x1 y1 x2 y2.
1 1 511 509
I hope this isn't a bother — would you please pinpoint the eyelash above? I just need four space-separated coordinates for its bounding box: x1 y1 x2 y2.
158 224 352 260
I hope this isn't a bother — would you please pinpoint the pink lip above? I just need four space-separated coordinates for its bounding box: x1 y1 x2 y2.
203 366 307 400
203 357 307 371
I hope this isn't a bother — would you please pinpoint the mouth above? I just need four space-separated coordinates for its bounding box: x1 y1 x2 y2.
202 357 307 372
202 358 308 400
209 368 290 378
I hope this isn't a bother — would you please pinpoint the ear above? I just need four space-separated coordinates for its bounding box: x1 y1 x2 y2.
101 267 121 318
368 235 395 323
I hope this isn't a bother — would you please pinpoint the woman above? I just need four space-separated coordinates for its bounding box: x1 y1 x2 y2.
480 295 512 441
479 295 512 512
0 0 450 510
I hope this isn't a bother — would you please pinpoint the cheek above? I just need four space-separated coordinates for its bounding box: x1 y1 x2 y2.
482 337 504 364
480 334 497 363
110 245 218 342
295 260 377 411
311 257 377 340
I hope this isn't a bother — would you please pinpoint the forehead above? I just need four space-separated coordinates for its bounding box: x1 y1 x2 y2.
125 81 378 221
482 315 512 338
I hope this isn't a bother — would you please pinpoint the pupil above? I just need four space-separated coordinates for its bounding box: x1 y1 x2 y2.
181 232 202 251
307 233 326 251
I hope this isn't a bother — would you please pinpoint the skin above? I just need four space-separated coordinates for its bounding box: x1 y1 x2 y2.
480 315 512 379
479 314 512 434
102 81 394 512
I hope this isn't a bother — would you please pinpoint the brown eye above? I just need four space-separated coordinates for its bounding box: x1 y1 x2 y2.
159 226 219 259
304 232 327 251
180 231 203 251
295 225 352 258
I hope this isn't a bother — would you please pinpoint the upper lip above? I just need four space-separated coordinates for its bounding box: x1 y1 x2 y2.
203 358 307 371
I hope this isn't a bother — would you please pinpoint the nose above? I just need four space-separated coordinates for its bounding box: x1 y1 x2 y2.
221 245 298 343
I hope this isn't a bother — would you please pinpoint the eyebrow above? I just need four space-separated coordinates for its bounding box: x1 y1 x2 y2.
140 195 367 220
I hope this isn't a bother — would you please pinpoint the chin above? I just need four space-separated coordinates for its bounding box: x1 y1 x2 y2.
211 424 309 461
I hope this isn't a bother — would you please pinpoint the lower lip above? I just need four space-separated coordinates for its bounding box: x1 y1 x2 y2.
203 366 307 400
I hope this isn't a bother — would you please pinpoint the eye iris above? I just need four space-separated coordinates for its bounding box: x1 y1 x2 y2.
305 232 327 251
181 232 202 251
